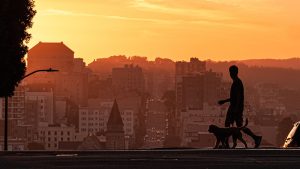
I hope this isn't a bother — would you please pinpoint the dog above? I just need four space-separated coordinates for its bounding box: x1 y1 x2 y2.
208 119 248 149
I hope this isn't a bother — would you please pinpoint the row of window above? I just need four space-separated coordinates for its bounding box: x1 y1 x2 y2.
81 117 106 121
81 111 132 115
80 117 132 121
47 137 71 141
80 112 105 115
40 131 71 135
81 123 105 126
80 128 104 132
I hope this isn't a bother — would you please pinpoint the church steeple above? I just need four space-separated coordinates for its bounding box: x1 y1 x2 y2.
107 99 124 132
105 99 125 150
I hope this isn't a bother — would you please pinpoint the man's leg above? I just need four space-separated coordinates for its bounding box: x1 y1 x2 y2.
224 112 233 148
236 116 262 148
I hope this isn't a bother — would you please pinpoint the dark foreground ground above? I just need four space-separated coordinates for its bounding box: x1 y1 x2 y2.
1 149 300 169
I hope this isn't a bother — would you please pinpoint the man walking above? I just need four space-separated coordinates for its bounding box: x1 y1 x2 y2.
218 65 262 148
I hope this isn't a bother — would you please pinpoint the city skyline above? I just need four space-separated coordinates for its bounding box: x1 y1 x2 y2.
1 41 299 151
28 0 300 64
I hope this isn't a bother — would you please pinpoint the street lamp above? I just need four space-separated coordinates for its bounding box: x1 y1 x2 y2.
3 68 59 151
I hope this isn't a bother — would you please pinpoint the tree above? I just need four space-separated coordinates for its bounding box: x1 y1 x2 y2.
0 0 36 97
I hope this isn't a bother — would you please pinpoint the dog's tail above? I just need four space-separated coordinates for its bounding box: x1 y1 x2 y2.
238 118 248 129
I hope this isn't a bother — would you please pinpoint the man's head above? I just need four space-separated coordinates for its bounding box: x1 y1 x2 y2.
229 65 238 79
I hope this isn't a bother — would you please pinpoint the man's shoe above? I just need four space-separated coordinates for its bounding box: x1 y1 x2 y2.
254 136 262 148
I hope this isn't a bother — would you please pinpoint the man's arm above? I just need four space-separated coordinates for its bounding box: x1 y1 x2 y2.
218 98 230 105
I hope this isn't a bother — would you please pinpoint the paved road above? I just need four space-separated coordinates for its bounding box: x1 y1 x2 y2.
1 149 300 169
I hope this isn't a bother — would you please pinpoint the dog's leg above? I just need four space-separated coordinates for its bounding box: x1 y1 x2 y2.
238 137 248 148
232 136 237 148
221 138 228 149
214 138 220 149
224 138 230 148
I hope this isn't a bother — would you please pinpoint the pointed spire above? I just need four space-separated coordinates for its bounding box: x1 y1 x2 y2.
107 99 124 132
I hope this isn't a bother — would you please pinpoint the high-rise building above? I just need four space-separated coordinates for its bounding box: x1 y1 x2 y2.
25 87 54 126
181 75 205 110
0 86 25 125
175 58 206 77
27 42 74 73
175 58 206 112
203 70 223 105
27 42 88 106
144 100 167 148
112 64 145 95
105 100 125 150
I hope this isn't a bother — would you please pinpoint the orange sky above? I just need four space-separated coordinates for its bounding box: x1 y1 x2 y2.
28 0 300 64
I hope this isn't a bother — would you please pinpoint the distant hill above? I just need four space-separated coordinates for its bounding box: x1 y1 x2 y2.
88 56 300 90
88 55 175 77
207 60 300 90
239 58 300 70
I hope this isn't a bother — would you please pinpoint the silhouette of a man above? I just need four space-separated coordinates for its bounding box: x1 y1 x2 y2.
218 65 262 148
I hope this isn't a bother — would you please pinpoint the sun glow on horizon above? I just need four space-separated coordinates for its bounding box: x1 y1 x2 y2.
28 0 300 64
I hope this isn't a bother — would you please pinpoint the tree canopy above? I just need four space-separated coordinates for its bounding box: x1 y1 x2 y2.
0 0 36 97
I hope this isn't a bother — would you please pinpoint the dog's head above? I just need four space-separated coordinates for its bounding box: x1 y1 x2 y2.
208 125 219 133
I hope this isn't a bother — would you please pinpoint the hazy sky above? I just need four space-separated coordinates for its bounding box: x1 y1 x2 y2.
28 0 300 64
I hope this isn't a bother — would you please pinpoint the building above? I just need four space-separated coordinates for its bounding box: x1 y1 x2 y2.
105 100 125 150
175 58 206 125
25 86 54 126
78 100 134 141
203 70 223 105
112 64 145 95
0 138 26 151
144 100 167 148
37 124 76 150
180 103 225 146
175 58 206 76
0 86 25 125
27 42 74 73
79 101 112 138
26 42 89 106
181 75 205 110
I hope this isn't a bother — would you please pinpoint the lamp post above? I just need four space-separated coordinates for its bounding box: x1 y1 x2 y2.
3 68 58 151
